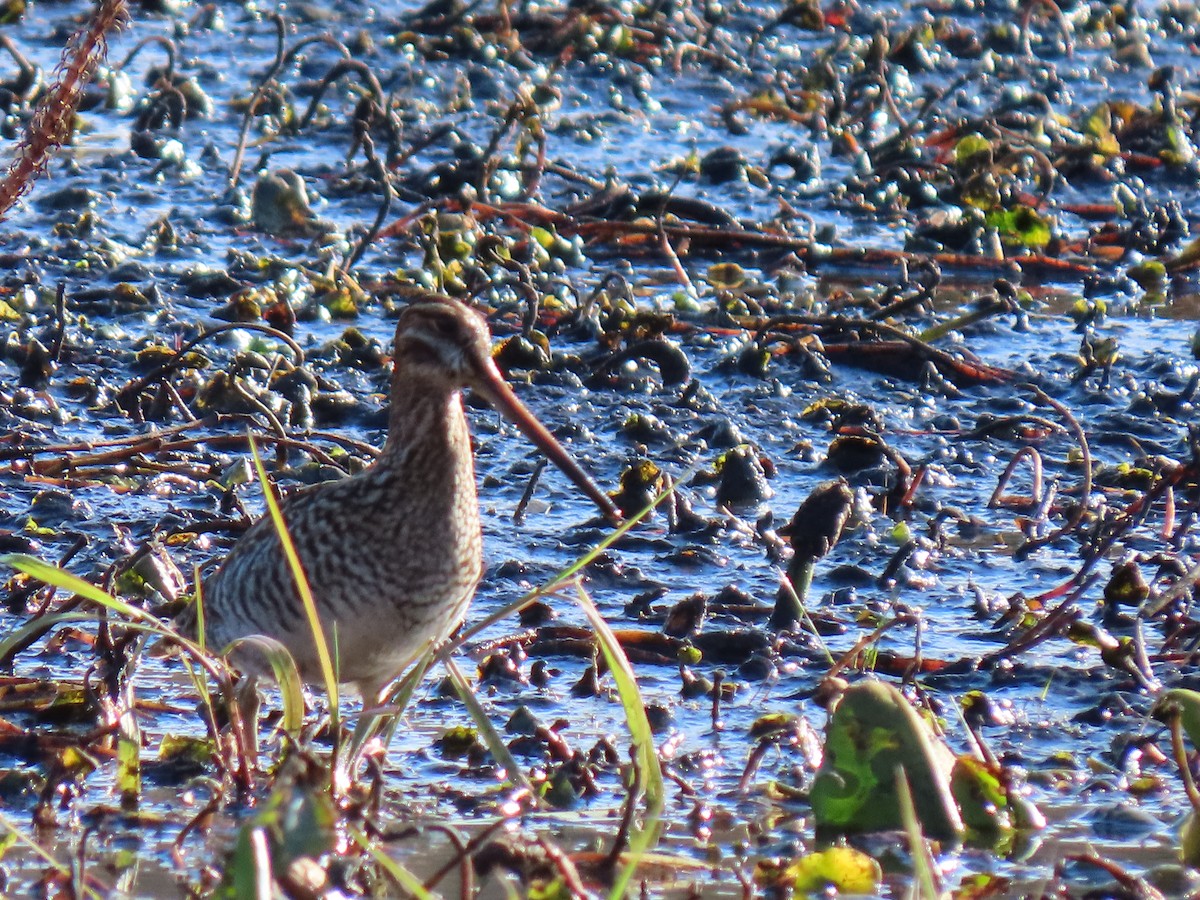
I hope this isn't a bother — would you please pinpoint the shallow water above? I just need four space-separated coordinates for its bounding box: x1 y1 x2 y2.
2 0 1200 896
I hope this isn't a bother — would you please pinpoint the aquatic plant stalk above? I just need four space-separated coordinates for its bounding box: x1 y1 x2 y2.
247 433 340 726
574 581 665 899
775 572 834 665
895 767 941 900
0 0 130 219
1168 712 1200 814
0 554 272 788
771 556 815 630
443 655 536 798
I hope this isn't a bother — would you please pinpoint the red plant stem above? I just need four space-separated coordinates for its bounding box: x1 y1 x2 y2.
0 0 130 219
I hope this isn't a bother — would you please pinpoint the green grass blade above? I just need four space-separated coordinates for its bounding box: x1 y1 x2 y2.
442 655 535 798
3 555 232 670
454 459 703 648
573 582 664 899
246 433 339 715
193 563 207 652
4 553 157 624
573 582 662 807
896 765 941 900
0 610 101 663
185 563 217 719
546 459 703 590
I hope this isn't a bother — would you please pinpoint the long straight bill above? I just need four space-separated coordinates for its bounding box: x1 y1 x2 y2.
475 363 622 526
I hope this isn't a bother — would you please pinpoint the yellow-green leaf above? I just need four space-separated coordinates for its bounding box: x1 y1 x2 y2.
785 847 882 895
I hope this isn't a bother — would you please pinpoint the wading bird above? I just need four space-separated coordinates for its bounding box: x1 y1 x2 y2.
181 296 619 732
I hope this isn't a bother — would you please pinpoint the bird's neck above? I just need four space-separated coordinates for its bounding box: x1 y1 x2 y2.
382 371 472 465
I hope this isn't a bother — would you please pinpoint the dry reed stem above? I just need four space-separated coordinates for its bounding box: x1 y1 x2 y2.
0 0 130 219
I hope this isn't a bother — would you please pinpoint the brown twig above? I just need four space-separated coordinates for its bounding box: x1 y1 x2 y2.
227 13 286 190
0 0 131 218
1016 385 1091 555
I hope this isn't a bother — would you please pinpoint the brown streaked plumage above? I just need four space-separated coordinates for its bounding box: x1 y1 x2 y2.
184 296 620 705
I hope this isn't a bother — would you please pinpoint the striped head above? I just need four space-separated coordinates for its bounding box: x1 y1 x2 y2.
393 296 496 390
391 295 622 526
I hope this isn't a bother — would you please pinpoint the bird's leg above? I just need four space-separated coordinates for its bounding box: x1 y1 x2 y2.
334 679 391 792
233 675 261 770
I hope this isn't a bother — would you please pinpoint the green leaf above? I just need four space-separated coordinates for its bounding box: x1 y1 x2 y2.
1083 104 1120 156
1128 259 1167 291
435 724 481 759
950 755 1011 834
58 745 100 779
530 226 555 250
529 878 573 900
954 133 992 167
1162 125 1196 166
785 846 882 896
985 206 1051 247
158 734 216 767
811 681 962 839
677 644 702 665
707 262 747 289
